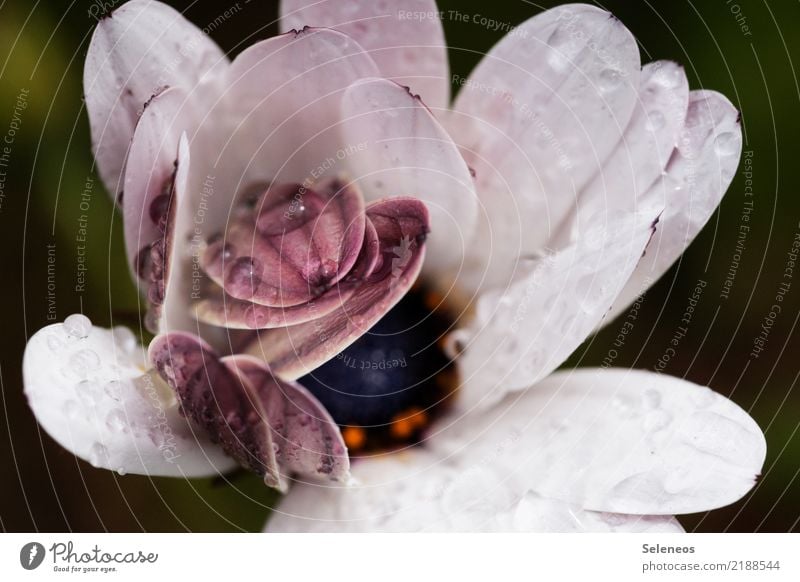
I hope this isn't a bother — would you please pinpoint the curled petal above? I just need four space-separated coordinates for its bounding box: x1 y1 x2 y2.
23 316 235 477
84 0 226 199
245 197 429 379
149 333 348 490
201 179 365 308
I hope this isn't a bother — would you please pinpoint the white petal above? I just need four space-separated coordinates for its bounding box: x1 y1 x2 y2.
606 90 742 321
266 449 682 532
448 4 641 292
339 77 478 272
431 368 765 516
554 61 690 249
453 207 658 408
280 0 450 110
84 0 226 199
23 316 236 477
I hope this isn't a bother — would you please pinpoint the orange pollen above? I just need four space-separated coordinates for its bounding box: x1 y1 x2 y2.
342 426 367 450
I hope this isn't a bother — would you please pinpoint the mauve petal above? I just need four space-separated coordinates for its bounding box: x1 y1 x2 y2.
223 355 349 486
201 179 365 308
194 218 380 329
606 90 742 321
280 0 450 110
245 197 429 379
23 316 235 477
448 4 641 292
84 0 226 200
340 77 477 273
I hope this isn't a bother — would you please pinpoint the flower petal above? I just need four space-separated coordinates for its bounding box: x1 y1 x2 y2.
280 0 450 110
201 179 365 308
429 368 765 516
340 77 477 272
245 197 429 379
606 90 742 321
554 61 690 249
23 316 235 477
452 207 658 408
84 0 226 199
447 4 641 291
266 450 682 532
223 355 350 487
149 333 348 490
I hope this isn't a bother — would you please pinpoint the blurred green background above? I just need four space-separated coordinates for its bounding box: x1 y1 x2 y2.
0 0 798 532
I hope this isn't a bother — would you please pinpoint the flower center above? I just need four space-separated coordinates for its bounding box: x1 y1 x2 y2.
299 285 458 453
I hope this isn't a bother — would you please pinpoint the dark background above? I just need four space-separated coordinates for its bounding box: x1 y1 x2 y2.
0 0 797 532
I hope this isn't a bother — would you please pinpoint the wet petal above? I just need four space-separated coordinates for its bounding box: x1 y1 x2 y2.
201 179 365 308
23 316 235 477
245 197 429 379
280 0 450 110
340 77 477 272
606 90 742 321
452 207 659 408
84 0 226 199
224 355 349 486
149 333 348 489
447 4 641 291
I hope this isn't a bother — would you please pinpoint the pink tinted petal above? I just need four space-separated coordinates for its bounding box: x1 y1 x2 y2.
149 332 284 488
280 0 450 110
201 179 365 308
84 0 226 199
451 207 659 409
606 90 742 321
340 77 477 272
223 355 349 486
245 197 429 379
194 218 380 329
23 317 235 477
448 4 641 291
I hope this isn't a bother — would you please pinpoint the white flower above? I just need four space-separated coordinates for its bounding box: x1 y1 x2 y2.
22 0 763 532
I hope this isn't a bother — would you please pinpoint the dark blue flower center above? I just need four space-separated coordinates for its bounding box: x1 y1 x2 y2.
300 287 457 451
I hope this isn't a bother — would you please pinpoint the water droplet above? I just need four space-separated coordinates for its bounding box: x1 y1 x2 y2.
64 314 92 339
70 349 101 377
643 410 672 432
46 334 64 352
652 65 682 89
224 257 263 298
104 381 122 402
75 380 97 406
714 131 739 156
88 443 109 468
105 409 128 432
117 467 127 476
64 399 80 419
645 110 666 131
643 389 661 409
598 68 623 93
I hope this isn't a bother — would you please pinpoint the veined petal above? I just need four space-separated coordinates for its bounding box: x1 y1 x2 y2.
280 0 450 110
606 90 742 321
84 0 226 199
149 333 348 490
448 4 641 292
427 368 765 516
452 207 659 409
245 197 429 379
340 77 477 272
23 316 235 477
266 448 682 532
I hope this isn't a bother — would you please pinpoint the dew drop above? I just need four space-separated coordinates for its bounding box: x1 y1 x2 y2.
64 399 80 419
224 257 262 298
598 68 623 93
70 349 101 377
64 314 92 339
46 334 64 352
75 380 97 406
88 443 109 468
645 110 666 131
714 132 739 156
105 409 128 432
643 389 661 409
104 380 122 402
642 410 672 432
